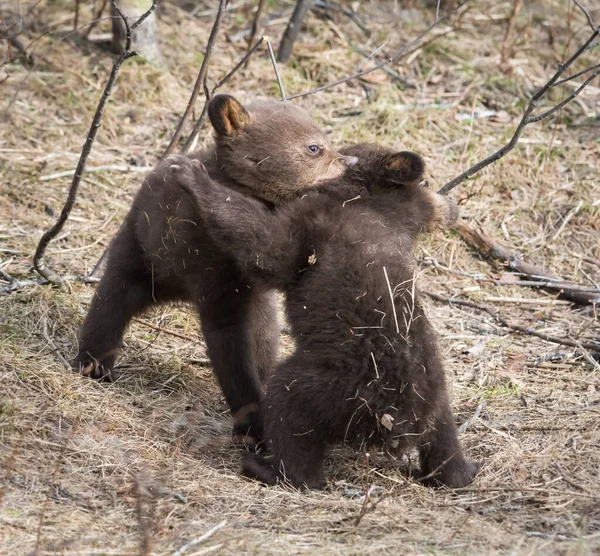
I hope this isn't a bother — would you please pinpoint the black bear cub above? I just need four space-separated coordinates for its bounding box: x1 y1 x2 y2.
167 144 480 489
72 94 357 447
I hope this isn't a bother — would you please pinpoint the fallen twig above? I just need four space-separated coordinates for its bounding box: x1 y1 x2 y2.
452 221 600 305
32 1 157 285
163 0 228 158
424 291 600 352
0 275 100 295
421 255 600 296
172 520 227 556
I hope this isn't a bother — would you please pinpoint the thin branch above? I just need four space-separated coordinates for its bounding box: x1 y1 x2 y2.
287 0 470 100
425 292 600 352
572 0 596 32
266 37 286 101
439 25 599 194
32 1 157 285
162 0 228 158
553 62 600 86
84 0 109 39
245 0 267 67
528 67 600 122
172 520 227 556
182 37 267 153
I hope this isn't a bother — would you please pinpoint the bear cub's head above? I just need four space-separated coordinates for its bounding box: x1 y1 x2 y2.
341 143 459 233
208 95 357 202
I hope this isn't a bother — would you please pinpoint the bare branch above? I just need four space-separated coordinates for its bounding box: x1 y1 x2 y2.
528 67 600 122
287 0 470 100
32 1 158 285
439 26 599 194
553 62 600 86
182 37 267 153
572 0 597 32
267 37 286 101
425 292 600 352
245 0 267 67
162 0 228 158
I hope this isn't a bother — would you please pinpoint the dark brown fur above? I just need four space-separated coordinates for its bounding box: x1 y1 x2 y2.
73 95 356 446
167 145 480 489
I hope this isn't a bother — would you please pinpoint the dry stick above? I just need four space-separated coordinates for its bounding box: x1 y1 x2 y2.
439 24 600 194
453 221 600 305
172 520 227 556
244 0 267 68
266 37 286 101
32 1 157 285
424 292 600 352
162 0 228 158
287 0 470 99
277 0 316 63
573 0 596 31
182 36 267 153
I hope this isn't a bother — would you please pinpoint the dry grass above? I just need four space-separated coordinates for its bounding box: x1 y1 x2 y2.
1 0 599 554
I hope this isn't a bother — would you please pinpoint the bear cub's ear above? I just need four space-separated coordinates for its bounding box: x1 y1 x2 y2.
384 151 425 185
208 95 252 137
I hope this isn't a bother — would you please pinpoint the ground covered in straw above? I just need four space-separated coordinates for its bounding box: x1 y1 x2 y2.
1 1 599 554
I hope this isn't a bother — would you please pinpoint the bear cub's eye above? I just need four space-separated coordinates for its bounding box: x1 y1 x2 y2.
307 144 321 155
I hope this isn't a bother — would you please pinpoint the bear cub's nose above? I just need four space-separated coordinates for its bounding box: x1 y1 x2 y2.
345 156 359 167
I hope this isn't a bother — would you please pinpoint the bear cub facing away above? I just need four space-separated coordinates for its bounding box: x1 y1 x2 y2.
72 94 357 447
168 145 481 489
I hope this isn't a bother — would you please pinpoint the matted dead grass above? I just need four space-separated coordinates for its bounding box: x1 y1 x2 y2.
1 1 599 554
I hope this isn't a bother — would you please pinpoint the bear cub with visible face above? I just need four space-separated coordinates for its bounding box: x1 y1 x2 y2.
73 95 356 447
167 144 480 490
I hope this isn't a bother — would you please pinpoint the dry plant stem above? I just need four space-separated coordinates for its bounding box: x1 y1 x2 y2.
278 0 315 63
287 0 470 99
245 0 267 67
172 520 227 556
0 275 100 295
41 316 71 370
32 0 157 285
425 292 600 352
182 37 267 153
267 37 286 101
499 0 523 72
439 23 600 194
453 221 600 305
162 0 228 158
84 0 109 39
